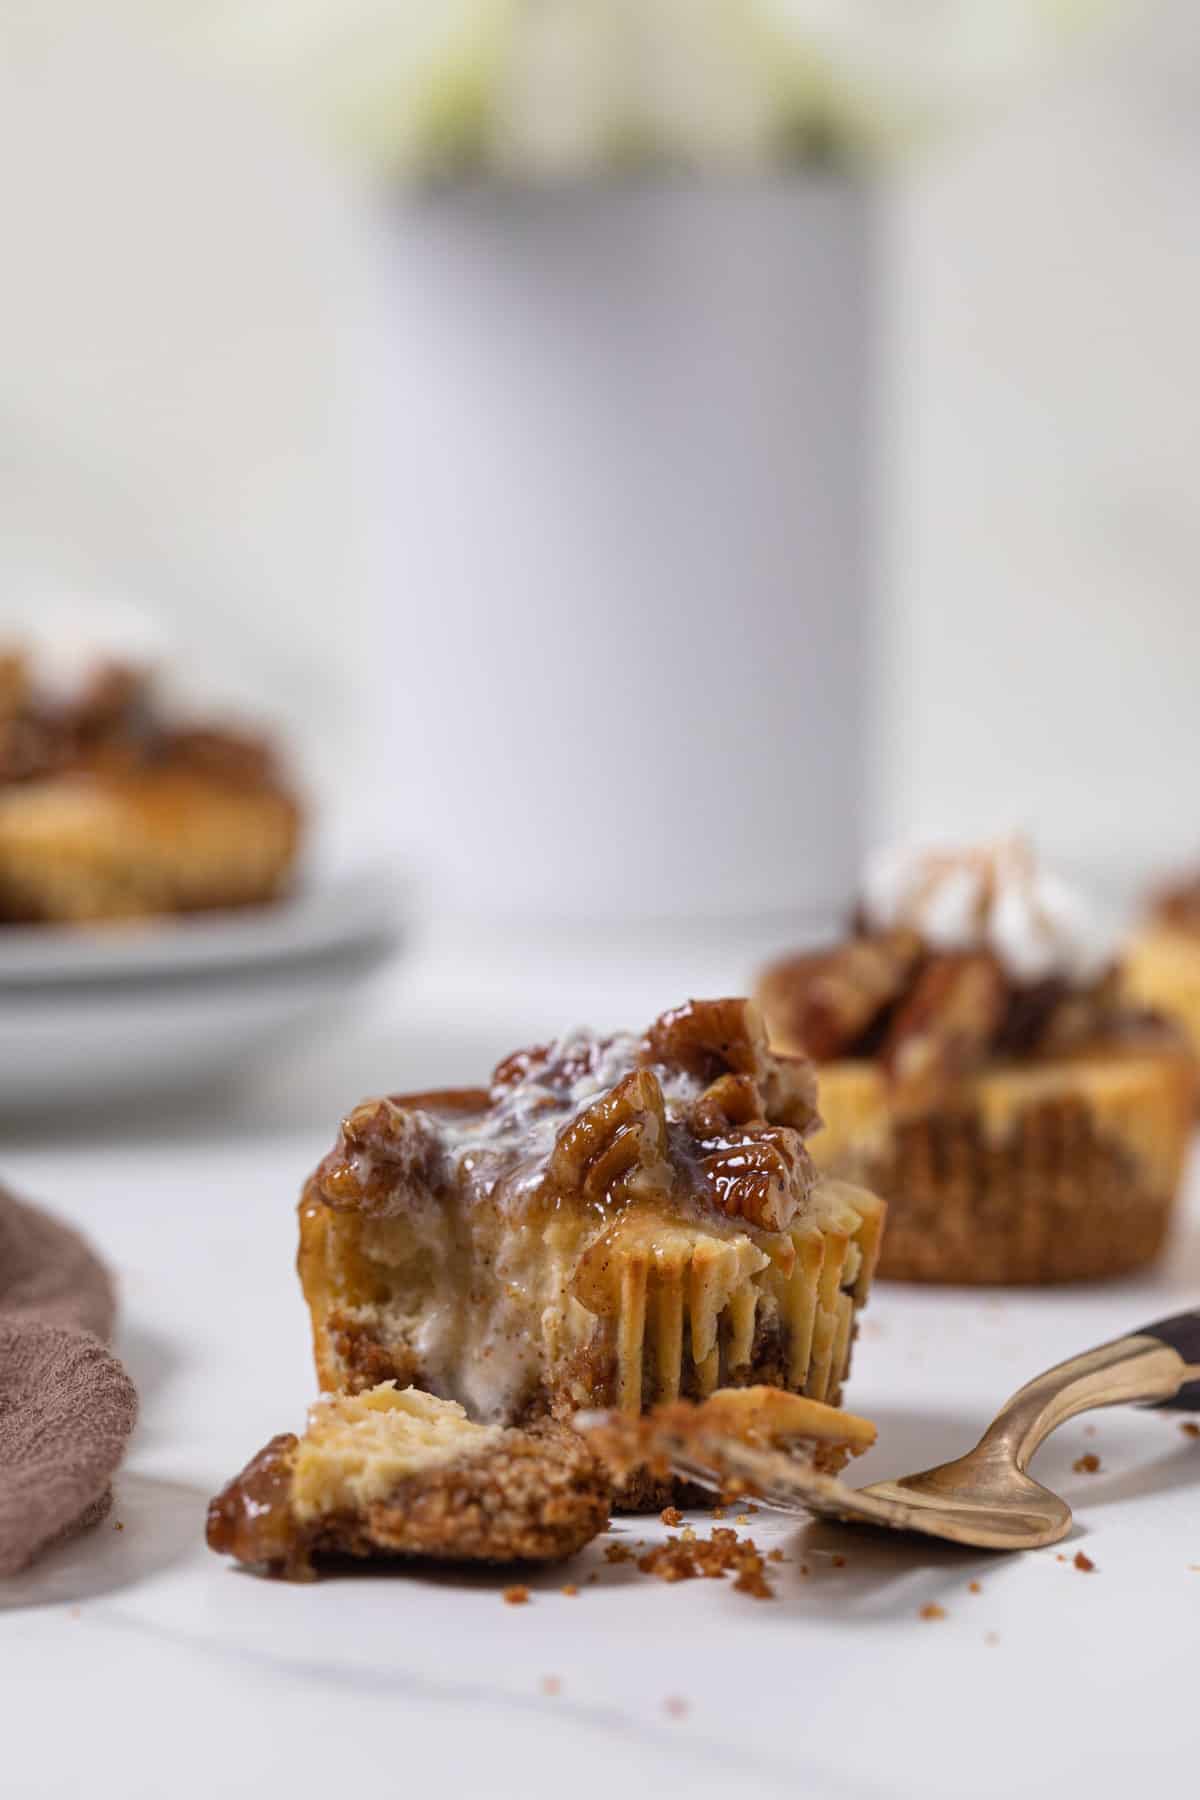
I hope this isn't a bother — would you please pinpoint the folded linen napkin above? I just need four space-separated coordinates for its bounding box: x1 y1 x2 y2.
0 1186 137 1576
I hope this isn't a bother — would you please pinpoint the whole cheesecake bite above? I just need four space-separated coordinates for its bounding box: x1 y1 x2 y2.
757 840 1194 1285
207 1384 611 1578
297 998 884 1506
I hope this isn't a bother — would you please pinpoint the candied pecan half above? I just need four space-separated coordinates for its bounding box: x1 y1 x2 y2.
642 998 819 1134
314 1096 447 1215
695 1123 815 1233
760 928 923 1061
687 1073 761 1136
546 1068 671 1207
881 952 1006 1113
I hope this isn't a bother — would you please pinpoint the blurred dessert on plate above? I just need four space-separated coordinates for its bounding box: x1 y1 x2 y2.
757 840 1194 1285
296 998 885 1508
0 643 301 924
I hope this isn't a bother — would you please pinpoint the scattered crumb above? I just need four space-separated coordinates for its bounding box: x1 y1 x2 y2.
984 1632 1000 1647
767 1548 785 1564
968 1581 982 1595
113 1521 124 1532
664 1697 689 1719
636 1527 775 1597
1073 1551 1097 1573
747 1504 760 1515
503 1586 530 1606
1084 1424 1096 1437
710 1506 726 1520
1181 1422 1200 1440
680 1526 696 1543
919 1603 946 1621
735 1513 751 1526
560 1584 579 1598
798 1563 810 1577
1073 1453 1101 1475
540 1676 561 1696
1056 1553 1068 1563
831 1554 847 1569
660 1506 683 1527
604 1542 633 1564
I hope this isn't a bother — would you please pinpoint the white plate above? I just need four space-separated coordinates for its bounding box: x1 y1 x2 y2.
0 867 406 988
0 868 406 1110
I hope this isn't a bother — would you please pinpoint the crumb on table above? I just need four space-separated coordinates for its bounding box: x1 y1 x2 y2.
660 1507 683 1527
1181 1422 1200 1440
968 1580 982 1594
560 1584 579 1597
919 1603 946 1621
540 1676 561 1696
1073 1551 1097 1573
503 1585 530 1605
1073 1453 1101 1475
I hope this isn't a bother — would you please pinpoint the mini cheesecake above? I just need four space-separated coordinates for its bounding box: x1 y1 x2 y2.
296 999 885 1507
207 1384 611 1578
0 651 300 923
758 841 1194 1285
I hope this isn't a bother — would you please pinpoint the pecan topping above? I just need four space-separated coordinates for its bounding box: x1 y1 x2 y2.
642 997 818 1134
641 998 768 1085
695 1123 814 1232
315 1097 446 1214
881 953 1006 1113
760 929 923 1061
546 1069 670 1206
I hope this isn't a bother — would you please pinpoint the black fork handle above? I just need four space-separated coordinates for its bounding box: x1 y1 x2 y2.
1137 1310 1200 1412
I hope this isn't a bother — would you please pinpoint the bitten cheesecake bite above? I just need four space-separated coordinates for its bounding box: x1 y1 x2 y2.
0 649 301 923
297 999 885 1507
206 1384 611 1578
758 840 1194 1285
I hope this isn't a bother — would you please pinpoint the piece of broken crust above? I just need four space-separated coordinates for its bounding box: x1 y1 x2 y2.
207 1383 611 1579
577 1385 877 1492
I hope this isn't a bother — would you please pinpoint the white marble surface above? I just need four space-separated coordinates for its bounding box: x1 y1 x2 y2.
5 941 1200 1798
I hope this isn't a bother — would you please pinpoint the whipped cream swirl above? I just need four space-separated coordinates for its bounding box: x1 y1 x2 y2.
861 838 1113 987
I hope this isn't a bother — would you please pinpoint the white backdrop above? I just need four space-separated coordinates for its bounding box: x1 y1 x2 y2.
3 2 1198 907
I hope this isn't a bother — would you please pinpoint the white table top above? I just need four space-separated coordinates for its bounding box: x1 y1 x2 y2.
5 935 1200 1799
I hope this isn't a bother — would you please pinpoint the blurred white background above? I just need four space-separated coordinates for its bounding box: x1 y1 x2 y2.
2 1 1197 913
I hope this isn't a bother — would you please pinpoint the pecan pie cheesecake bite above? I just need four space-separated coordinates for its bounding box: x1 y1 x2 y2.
207 1383 611 1579
0 648 301 924
757 841 1194 1285
297 999 885 1507
579 1385 877 1492
1123 870 1200 1072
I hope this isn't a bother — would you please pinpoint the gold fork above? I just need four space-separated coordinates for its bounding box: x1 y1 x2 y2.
635 1310 1200 1550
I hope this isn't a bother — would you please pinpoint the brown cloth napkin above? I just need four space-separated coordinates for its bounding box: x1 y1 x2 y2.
0 1186 137 1577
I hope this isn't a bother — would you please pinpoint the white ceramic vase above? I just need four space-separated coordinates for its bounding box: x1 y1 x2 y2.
376 174 872 931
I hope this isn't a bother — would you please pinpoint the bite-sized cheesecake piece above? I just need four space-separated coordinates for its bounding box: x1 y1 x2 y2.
297 999 885 1507
1123 871 1200 1074
0 650 301 923
207 1383 611 1579
578 1385 877 1491
758 840 1194 1285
